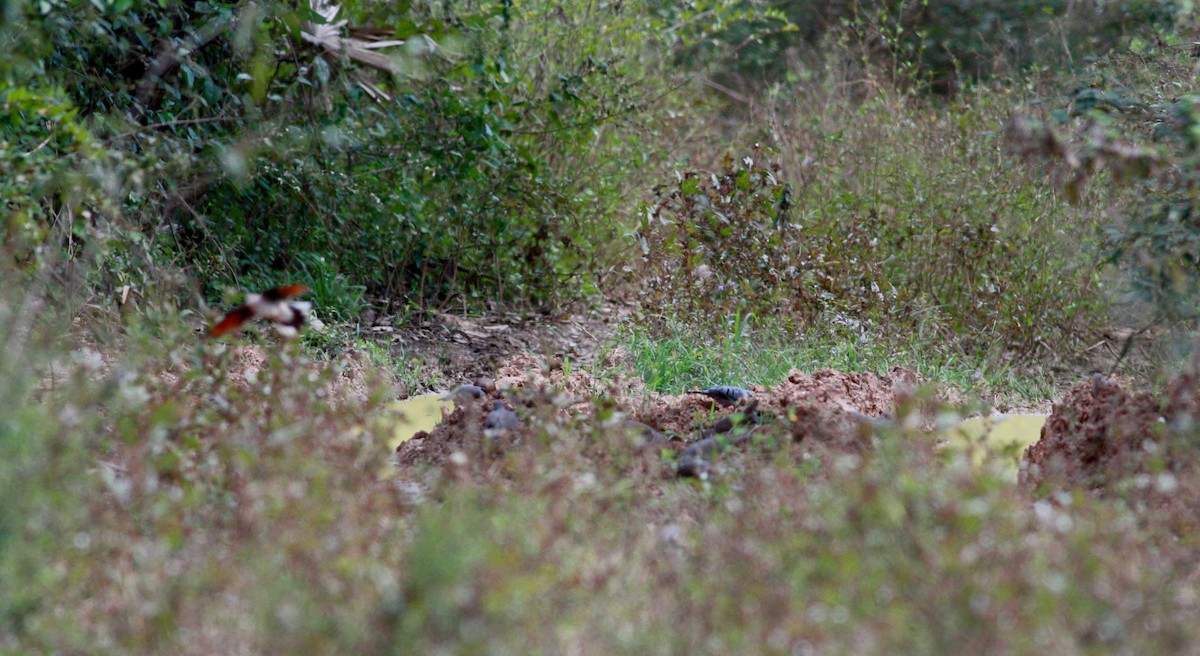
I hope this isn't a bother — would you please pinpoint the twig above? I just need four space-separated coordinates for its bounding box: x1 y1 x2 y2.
703 78 753 105
20 135 54 157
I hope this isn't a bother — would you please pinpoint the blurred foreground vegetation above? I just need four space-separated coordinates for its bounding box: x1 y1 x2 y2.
6 0 1200 653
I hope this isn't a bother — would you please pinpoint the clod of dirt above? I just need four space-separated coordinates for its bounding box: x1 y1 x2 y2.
395 403 484 468
1021 374 1166 491
770 367 921 416
785 402 878 452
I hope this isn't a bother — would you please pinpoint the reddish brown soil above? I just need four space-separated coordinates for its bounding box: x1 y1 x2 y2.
1020 370 1200 536
1029 370 1200 536
395 363 928 470
1021 375 1166 491
627 366 921 436
394 401 489 468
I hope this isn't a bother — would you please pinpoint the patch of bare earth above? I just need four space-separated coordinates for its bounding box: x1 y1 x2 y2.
367 303 630 392
1022 370 1200 532
1022 375 1164 491
395 364 933 471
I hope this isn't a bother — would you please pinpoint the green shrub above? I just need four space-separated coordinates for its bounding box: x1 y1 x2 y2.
3 0 774 316
1007 43 1200 326
682 0 1177 93
639 71 1110 354
637 148 825 328
0 83 106 264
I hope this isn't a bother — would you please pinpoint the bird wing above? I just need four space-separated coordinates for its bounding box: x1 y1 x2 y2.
261 284 309 302
208 305 256 337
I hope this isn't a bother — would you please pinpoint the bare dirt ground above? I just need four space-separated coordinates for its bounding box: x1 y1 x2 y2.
395 360 934 471
370 303 630 393
384 307 1200 511
1024 371 1200 483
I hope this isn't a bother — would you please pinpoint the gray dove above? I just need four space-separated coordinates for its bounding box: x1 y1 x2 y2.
484 401 519 443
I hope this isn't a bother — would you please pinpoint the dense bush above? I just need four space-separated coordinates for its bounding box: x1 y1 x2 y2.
640 72 1111 354
1008 43 1200 326
686 0 1177 93
0 83 105 263
2 0 775 317
638 149 827 327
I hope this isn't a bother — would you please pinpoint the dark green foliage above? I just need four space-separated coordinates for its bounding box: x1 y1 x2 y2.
189 75 601 313
0 84 103 260
686 0 1176 93
1 0 721 314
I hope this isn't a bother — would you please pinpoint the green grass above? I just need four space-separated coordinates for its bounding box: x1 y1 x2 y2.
615 319 1062 407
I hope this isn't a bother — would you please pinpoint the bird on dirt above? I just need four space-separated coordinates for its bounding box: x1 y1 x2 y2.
441 384 486 402
688 385 754 407
483 400 519 443
616 419 668 448
676 433 740 479
676 437 721 479
473 377 497 394
679 400 763 479
676 425 764 479
208 284 317 338
846 410 894 428
707 399 761 435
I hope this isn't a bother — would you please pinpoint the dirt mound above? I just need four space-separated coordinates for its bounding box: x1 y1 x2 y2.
1017 371 1200 537
395 366 927 470
394 403 488 468
629 366 921 436
1021 375 1166 491
761 366 921 419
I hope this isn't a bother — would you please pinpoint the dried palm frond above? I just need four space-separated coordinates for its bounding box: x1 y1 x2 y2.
353 71 392 101
301 0 405 75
